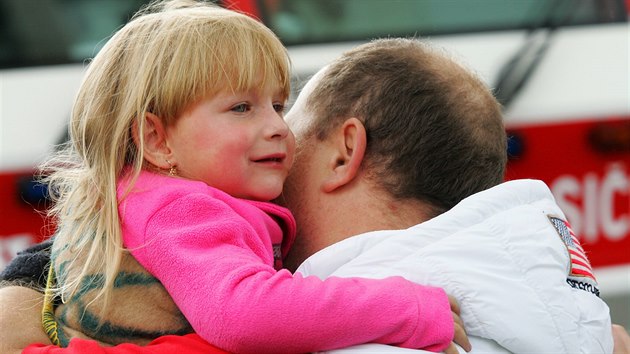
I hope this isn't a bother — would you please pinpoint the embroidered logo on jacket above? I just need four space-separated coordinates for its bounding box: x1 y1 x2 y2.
548 216 600 297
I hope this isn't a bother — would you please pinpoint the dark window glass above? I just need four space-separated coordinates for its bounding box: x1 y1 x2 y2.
259 0 627 45
0 0 626 68
0 0 148 68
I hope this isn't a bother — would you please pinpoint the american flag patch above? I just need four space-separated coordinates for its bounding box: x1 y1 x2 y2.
548 216 596 281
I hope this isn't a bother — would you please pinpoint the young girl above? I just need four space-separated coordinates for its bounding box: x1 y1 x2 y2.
42 0 458 353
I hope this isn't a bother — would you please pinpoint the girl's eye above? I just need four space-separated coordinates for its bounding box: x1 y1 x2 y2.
273 103 285 114
231 103 250 113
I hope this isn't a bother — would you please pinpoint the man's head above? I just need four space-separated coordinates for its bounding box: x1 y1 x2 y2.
282 38 507 268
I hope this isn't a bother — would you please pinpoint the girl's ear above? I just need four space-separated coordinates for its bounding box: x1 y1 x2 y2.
322 117 367 193
131 112 173 169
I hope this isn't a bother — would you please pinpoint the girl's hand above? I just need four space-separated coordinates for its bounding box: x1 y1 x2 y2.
444 295 471 354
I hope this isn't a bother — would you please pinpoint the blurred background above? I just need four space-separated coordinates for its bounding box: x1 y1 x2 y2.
0 0 628 327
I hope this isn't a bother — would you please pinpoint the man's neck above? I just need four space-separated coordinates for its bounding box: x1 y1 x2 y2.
327 191 433 241
284 183 433 271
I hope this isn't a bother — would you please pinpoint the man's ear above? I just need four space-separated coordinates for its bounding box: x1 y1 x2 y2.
131 112 173 169
322 117 367 193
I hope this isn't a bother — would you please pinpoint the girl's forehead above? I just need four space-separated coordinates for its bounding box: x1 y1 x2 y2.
193 81 287 105
214 74 288 97
217 85 288 99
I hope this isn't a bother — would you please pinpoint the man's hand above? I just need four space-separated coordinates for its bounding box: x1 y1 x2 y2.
0 286 51 354
613 324 630 354
444 295 471 354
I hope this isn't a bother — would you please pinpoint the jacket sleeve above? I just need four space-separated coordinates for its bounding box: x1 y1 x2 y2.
22 334 228 354
126 193 453 354
0 239 52 289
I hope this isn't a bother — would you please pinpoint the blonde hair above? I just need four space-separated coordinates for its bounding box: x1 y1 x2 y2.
44 0 290 314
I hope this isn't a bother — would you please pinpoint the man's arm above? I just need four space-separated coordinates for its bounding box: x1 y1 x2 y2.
0 240 54 353
0 279 226 354
0 286 51 354
0 282 227 354
614 324 630 354
0 240 227 354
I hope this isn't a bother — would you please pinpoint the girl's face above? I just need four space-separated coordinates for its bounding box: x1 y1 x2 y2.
165 86 295 201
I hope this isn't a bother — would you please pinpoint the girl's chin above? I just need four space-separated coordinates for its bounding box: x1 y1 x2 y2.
240 188 283 203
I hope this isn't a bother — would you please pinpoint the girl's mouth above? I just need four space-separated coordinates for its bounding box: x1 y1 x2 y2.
256 157 282 163
253 154 286 164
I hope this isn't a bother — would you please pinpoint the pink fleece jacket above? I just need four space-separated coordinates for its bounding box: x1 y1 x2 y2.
118 170 453 353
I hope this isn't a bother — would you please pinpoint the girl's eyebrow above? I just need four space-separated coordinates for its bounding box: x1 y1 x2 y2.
274 87 289 100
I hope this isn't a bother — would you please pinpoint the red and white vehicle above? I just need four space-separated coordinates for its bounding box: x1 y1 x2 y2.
1 0 628 324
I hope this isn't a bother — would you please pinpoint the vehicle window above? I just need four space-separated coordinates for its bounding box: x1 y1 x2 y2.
259 0 627 45
0 0 626 68
0 0 149 68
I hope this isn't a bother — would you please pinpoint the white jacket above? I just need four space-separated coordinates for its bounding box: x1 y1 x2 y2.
297 180 613 353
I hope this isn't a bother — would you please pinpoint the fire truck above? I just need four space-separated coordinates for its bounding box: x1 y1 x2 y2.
1 0 628 325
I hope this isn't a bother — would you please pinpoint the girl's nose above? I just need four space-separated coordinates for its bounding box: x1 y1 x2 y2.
266 109 290 140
